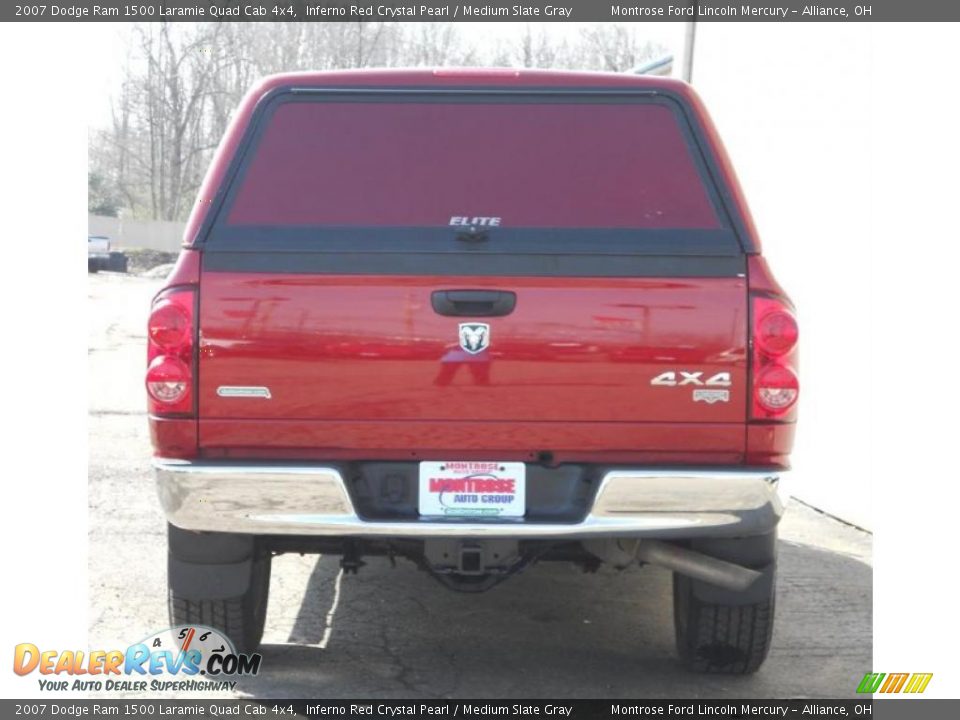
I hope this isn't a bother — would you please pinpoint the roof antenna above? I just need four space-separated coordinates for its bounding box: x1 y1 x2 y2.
631 54 674 77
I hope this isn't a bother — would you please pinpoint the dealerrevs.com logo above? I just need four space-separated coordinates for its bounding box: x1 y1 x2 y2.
13 625 262 693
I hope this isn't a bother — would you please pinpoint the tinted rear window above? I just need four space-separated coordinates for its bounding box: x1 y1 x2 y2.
225 99 722 230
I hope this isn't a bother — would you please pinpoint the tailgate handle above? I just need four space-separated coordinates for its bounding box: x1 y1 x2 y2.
431 290 517 317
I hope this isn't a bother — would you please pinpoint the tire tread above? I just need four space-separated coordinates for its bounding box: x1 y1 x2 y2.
168 557 269 654
674 574 775 674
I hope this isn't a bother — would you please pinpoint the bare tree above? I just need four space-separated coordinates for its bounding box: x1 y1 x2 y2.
521 24 572 68
401 23 480 66
90 23 226 220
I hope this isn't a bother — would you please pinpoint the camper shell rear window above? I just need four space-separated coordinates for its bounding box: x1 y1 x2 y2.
205 90 744 262
227 97 721 229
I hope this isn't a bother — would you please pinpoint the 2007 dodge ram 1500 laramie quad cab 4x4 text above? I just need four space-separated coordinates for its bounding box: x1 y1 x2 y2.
147 69 799 674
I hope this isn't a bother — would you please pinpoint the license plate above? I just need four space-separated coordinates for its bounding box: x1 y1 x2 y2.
418 461 526 518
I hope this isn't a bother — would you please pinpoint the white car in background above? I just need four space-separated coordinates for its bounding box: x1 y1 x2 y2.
88 235 126 273
88 235 111 272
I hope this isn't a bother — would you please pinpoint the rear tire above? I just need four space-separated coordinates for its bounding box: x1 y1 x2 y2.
672 533 777 674
167 525 271 654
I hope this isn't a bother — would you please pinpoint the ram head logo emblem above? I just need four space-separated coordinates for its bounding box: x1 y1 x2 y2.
458 323 490 354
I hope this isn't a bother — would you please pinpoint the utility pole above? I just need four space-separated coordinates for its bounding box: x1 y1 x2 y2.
683 19 697 83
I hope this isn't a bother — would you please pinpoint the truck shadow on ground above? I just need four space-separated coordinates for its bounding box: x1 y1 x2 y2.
239 541 871 699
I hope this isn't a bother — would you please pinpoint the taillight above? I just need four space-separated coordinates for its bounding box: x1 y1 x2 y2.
147 287 196 415
751 295 799 420
755 310 798 357
148 299 190 349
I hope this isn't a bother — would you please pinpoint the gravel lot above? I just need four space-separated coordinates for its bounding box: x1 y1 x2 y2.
88 271 872 699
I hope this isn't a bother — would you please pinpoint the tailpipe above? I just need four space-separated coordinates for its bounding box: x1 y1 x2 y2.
636 540 762 592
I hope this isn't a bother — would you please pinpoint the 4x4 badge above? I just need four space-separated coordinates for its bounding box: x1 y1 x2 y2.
650 371 731 387
459 323 490 354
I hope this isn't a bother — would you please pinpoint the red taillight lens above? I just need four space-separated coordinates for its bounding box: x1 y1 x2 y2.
751 295 799 420
756 309 798 357
148 300 190 350
147 287 195 415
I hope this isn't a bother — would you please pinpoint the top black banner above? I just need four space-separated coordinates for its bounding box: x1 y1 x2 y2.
4 1 958 23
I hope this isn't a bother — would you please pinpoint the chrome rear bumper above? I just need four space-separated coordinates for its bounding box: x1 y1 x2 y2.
155 461 788 539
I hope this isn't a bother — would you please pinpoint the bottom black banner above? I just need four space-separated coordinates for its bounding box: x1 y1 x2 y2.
0 699 912 720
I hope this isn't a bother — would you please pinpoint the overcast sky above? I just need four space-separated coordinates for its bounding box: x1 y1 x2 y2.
83 21 688 128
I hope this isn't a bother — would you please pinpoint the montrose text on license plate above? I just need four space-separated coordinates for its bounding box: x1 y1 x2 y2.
418 461 526 518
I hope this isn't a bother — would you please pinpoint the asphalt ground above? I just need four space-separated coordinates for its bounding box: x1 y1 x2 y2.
88 271 872 699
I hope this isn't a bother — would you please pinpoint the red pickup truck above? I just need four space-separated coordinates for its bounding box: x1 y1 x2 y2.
148 69 798 674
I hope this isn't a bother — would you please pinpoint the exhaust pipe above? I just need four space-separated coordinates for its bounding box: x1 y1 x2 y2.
636 540 762 592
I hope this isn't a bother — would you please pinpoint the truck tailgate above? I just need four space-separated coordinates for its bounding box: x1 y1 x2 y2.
198 272 746 445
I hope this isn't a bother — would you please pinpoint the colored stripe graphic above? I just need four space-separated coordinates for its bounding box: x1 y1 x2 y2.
903 673 934 694
857 673 885 693
880 673 909 693
857 672 932 694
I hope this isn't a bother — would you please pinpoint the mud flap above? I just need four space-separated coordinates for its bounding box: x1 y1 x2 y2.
167 525 257 600
168 556 255 599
